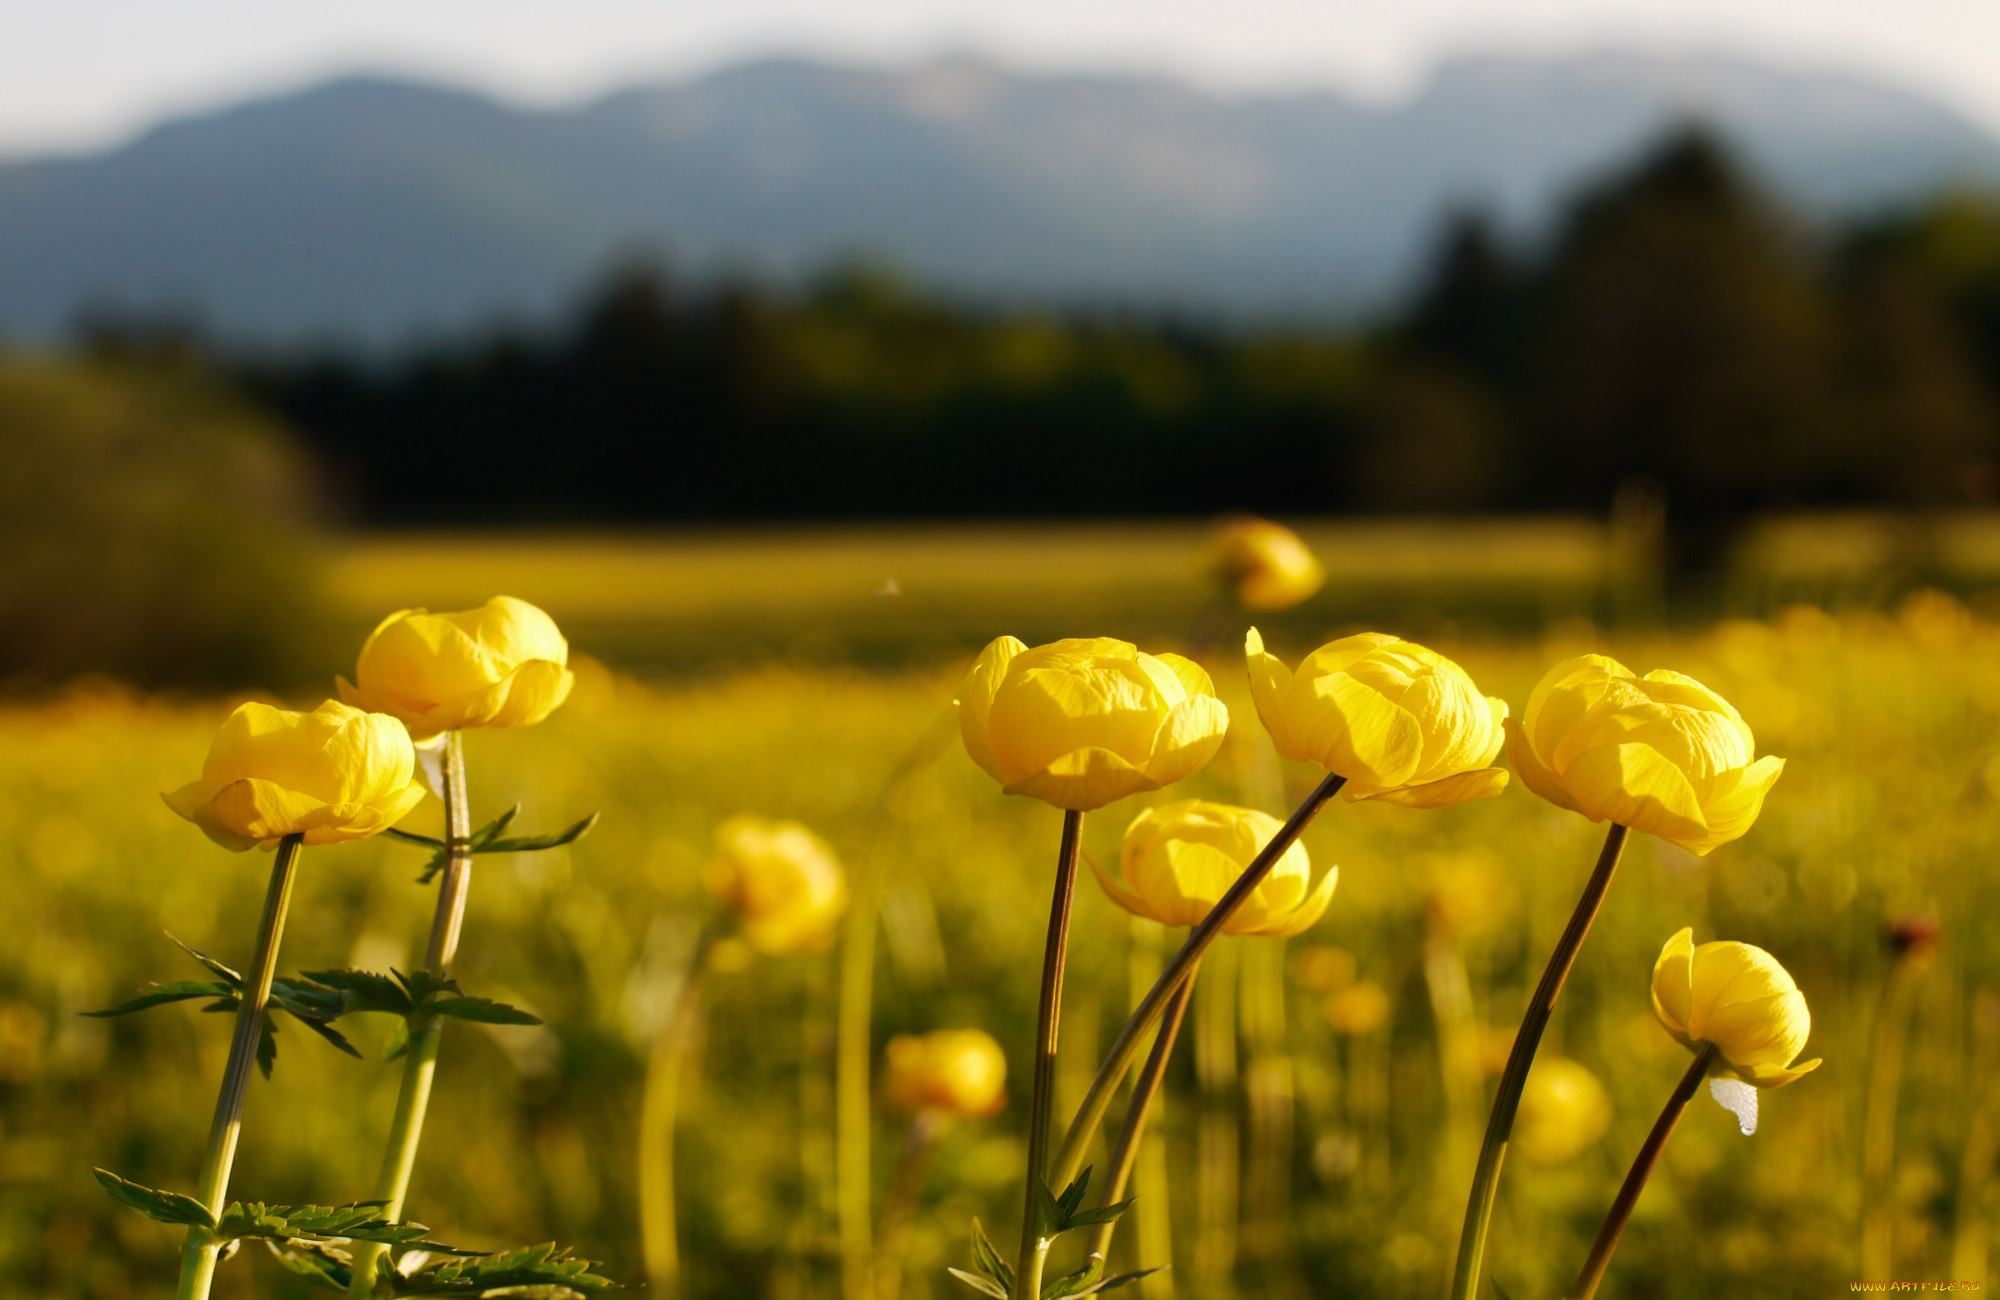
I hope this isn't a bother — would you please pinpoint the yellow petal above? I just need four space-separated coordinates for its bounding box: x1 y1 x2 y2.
1088 844 1161 923
1244 627 1303 762
1003 746 1157 811
1145 695 1229 788
1679 756 1785 856
1354 766 1509 809
1247 863 1338 938
956 636 1026 784
1560 742 1706 847
1650 928 1696 1044
1504 716 1584 814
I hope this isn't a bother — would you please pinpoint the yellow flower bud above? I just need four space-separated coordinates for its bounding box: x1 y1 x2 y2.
1513 1057 1614 1164
1650 928 1820 1088
1092 799 1335 937
1325 979 1390 1035
163 700 426 851
956 636 1229 811
1244 628 1510 808
1206 516 1325 611
883 1029 1008 1118
1506 655 1785 855
337 596 573 741
705 816 849 956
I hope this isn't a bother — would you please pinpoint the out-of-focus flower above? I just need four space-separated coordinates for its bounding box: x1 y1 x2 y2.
1092 799 1334 937
883 1029 1008 1118
1245 629 1509 808
706 816 849 955
1289 945 1357 993
338 596 573 741
1506 656 1784 855
956 637 1228 811
1326 980 1390 1035
1206 515 1325 611
163 700 425 851
1513 1057 1614 1163
1651 928 1820 1088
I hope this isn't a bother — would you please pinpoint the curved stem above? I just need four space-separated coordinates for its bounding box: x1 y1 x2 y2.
1046 773 1345 1200
1449 822 1630 1300
176 834 305 1300
1861 948 1926 1279
874 1109 947 1300
1570 1043 1716 1300
639 921 722 1298
1084 960 1198 1267
349 731 471 1299
1012 809 1085 1300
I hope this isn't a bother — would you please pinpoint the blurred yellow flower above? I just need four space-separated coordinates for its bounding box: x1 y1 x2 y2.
706 816 849 955
1506 655 1785 855
1326 979 1391 1035
883 1029 1008 1118
1514 1057 1614 1163
1244 628 1510 807
1207 515 1325 611
338 595 573 741
956 636 1229 811
1092 799 1334 937
1651 928 1820 1088
163 700 425 851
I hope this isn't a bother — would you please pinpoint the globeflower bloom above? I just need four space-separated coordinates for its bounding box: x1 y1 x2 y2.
338 595 573 741
1506 655 1785 855
706 816 849 955
1514 1058 1614 1164
957 637 1229 811
1207 515 1325 611
163 700 426 851
1650 928 1820 1088
1245 628 1509 807
884 1030 1008 1118
1093 799 1335 937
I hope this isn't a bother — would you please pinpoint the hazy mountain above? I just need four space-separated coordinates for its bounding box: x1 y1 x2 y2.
2 50 1997 343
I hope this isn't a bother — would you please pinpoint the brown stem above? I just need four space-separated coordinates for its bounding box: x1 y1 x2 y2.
1012 808 1085 1300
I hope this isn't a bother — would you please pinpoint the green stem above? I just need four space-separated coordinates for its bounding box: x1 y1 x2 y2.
1083 960 1198 1267
1449 822 1630 1300
176 833 304 1300
639 921 722 1298
838 829 891 1300
1046 773 1345 1200
1012 808 1085 1300
349 731 472 1299
1861 946 1926 1279
874 1109 947 1300
1570 1043 1716 1300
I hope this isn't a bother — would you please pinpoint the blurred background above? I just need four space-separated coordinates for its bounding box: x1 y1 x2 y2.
4 2 2000 1296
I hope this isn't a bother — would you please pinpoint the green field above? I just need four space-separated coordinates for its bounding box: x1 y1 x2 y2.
5 524 1999 1298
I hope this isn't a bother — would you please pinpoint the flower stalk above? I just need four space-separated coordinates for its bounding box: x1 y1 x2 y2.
639 919 724 1297
348 730 472 1299
1083 959 1198 1268
176 832 305 1300
1012 808 1086 1300
1450 822 1631 1300
1570 1043 1718 1300
874 1108 948 1300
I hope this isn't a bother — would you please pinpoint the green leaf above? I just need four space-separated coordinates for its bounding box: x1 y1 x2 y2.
1081 1266 1167 1295
470 804 522 849
426 996 542 1026
217 1199 432 1246
1055 1169 1091 1221
84 980 234 1016
1490 1279 1518 1300
388 1240 615 1293
263 1238 352 1291
94 1168 216 1230
481 812 599 856
1042 1258 1102 1299
1033 1178 1063 1242
168 935 243 986
397 969 458 1006
948 1268 1010 1299
970 1218 1014 1292
382 827 446 850
384 1019 410 1061
255 1015 278 1079
1061 1199 1135 1231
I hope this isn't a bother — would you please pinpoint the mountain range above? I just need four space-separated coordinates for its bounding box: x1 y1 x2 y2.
2 50 1998 343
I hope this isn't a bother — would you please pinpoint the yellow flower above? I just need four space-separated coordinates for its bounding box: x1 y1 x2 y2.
1244 628 1509 807
1514 1058 1614 1164
883 1029 1008 1118
1207 516 1325 611
1506 655 1785 855
163 700 426 851
1650 928 1820 1088
1325 980 1390 1035
337 596 573 741
705 816 849 955
1092 799 1335 937
956 637 1229 811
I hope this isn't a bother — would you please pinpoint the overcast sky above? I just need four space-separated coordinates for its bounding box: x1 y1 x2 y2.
9 0 2000 158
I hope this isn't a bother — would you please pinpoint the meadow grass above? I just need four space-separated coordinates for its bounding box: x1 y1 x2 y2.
6 523 2000 1297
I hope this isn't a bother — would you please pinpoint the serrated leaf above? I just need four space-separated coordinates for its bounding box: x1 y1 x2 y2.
382 827 446 850
970 1218 1014 1291
264 1238 353 1291
1082 1266 1168 1295
389 1240 614 1293
1061 1199 1135 1231
84 980 234 1016
299 968 414 1016
218 1199 420 1244
948 1268 1010 1299
1033 1178 1062 1241
426 996 542 1026
1490 1278 1518 1300
168 935 243 986
1042 1257 1102 1298
94 1168 216 1229
256 1015 278 1079
481 812 599 856
398 969 458 1007
1056 1169 1091 1220
470 805 522 850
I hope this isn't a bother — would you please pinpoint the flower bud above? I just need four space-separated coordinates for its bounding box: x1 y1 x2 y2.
956 637 1229 811
1245 628 1509 807
1651 928 1820 1088
883 1029 1008 1118
338 596 573 741
1206 516 1325 611
163 700 426 851
1093 799 1334 937
706 816 849 955
1506 655 1784 855
1513 1057 1613 1164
